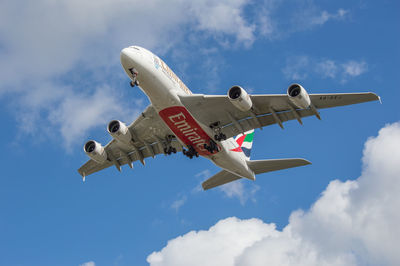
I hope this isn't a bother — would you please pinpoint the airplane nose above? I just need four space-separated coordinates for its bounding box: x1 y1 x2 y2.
120 47 130 57
120 48 132 66
120 47 142 69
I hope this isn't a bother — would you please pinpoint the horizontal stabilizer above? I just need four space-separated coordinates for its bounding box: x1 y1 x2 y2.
202 170 242 190
202 158 311 191
247 158 311 175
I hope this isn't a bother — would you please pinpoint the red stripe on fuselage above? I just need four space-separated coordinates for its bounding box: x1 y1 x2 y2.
159 106 217 156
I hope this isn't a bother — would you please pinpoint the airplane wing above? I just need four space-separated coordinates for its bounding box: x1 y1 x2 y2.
179 92 379 140
78 105 182 178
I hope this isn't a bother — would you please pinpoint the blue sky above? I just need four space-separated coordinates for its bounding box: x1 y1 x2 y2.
0 0 399 265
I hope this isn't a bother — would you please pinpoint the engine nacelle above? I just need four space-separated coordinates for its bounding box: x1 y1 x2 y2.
228 85 253 112
83 140 108 163
287 83 311 109
107 120 133 144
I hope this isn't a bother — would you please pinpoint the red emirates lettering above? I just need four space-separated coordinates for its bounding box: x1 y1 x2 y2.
159 106 216 156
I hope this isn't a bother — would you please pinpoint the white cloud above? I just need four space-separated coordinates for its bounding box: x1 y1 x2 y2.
190 0 256 47
195 169 212 180
171 195 187 212
48 85 140 150
257 10 274 37
0 0 256 89
283 56 368 82
282 56 310 80
195 48 226 92
147 122 400 266
79 261 95 266
342 60 368 77
147 217 277 266
316 59 338 78
10 81 141 150
192 170 212 193
309 9 349 26
286 3 349 33
219 180 259 205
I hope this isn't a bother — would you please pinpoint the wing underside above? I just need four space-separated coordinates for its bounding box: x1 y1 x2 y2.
78 105 182 178
179 92 379 140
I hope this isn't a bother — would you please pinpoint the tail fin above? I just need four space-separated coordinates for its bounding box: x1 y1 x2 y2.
232 130 254 160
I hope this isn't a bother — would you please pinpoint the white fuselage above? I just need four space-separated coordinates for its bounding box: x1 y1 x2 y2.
120 46 255 180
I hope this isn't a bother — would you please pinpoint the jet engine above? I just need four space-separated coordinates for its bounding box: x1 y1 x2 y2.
287 83 311 109
84 140 108 163
107 120 133 144
228 85 253 112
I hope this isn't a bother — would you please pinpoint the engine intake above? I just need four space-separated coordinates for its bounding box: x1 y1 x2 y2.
107 120 133 144
287 83 311 109
228 85 253 112
84 140 108 163
108 120 121 133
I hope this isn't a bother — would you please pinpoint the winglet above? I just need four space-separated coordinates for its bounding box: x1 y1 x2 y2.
378 96 382 104
82 173 86 182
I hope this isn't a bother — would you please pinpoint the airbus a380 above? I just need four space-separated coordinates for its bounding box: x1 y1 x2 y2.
78 46 379 190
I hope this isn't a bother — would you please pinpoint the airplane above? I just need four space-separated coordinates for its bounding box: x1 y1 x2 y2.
78 45 380 190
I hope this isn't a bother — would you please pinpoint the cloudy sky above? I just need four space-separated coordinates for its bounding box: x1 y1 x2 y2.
0 0 399 265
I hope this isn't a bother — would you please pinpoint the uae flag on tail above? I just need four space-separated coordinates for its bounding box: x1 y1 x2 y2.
231 130 255 159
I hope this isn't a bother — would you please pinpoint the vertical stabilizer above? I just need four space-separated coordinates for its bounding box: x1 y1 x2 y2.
231 130 254 160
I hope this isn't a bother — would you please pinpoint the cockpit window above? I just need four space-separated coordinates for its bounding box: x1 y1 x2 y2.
129 46 140 50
